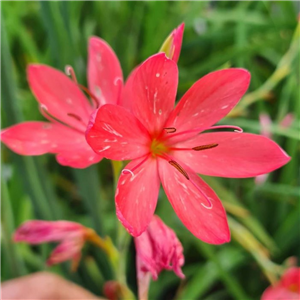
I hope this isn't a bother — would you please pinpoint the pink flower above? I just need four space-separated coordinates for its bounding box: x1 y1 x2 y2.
261 267 300 300
159 23 185 63
14 220 88 270
1 37 123 168
135 215 184 300
86 54 290 244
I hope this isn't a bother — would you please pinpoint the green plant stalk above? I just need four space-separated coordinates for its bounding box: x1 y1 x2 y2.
1 179 27 278
197 242 251 300
231 20 300 115
228 217 282 285
111 161 136 300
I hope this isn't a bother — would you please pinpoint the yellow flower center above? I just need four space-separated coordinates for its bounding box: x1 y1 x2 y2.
150 139 169 157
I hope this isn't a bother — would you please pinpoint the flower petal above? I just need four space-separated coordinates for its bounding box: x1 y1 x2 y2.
88 37 123 106
173 132 291 178
159 23 185 63
158 158 230 244
13 220 84 244
165 69 250 141
116 156 160 236
86 104 151 160
119 66 138 112
1 122 102 168
28 65 92 132
129 53 178 135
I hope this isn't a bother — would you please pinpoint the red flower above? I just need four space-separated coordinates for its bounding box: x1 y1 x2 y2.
261 267 300 300
14 220 88 270
135 215 184 300
86 53 290 244
1 37 122 168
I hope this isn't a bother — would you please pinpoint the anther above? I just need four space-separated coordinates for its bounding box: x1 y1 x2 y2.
67 113 82 122
65 65 78 84
78 84 100 108
169 160 189 180
164 127 177 133
192 143 218 151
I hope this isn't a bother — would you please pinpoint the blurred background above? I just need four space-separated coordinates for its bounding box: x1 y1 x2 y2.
1 1 299 299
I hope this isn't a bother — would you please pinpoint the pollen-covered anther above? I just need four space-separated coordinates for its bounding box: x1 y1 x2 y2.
192 143 218 151
164 127 177 133
67 113 82 122
169 160 189 180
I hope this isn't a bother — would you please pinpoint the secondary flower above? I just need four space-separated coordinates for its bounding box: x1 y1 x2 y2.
13 220 116 271
1 37 123 168
135 215 184 300
86 54 290 243
261 267 300 300
14 220 88 270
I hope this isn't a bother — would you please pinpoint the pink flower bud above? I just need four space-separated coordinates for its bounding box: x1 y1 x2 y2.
135 215 184 299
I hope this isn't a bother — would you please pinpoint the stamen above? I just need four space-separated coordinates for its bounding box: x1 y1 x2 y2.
164 127 177 133
121 155 149 177
67 113 82 122
39 105 85 134
192 143 218 151
169 143 218 151
39 104 61 125
168 160 189 180
189 178 213 210
205 125 243 133
78 84 100 108
161 125 243 141
167 157 213 209
65 65 78 84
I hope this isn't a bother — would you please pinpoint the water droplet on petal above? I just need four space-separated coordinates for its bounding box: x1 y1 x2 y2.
156 73 160 77
158 109 162 115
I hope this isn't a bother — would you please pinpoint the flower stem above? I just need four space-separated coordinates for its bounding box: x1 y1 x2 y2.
111 160 136 300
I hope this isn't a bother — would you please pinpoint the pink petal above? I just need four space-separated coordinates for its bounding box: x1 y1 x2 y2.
28 65 93 132
1 122 102 168
116 156 160 236
129 53 178 135
47 234 84 266
88 37 123 106
158 158 230 244
261 285 299 300
281 267 300 289
13 220 84 244
86 104 151 160
173 132 291 178
165 69 250 142
119 66 138 112
159 23 185 63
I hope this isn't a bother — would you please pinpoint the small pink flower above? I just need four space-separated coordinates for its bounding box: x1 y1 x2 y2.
261 267 300 300
14 220 87 269
159 23 185 63
86 53 290 244
135 215 184 300
1 37 123 168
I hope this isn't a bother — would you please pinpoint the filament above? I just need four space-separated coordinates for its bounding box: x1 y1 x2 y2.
77 84 100 108
65 65 78 84
122 155 149 176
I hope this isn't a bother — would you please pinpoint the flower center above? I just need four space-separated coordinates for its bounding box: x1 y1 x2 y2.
150 139 169 157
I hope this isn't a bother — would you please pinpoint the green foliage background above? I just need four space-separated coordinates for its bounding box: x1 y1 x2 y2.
1 1 299 299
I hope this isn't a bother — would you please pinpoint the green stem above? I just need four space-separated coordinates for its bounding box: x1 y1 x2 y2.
231 20 300 115
197 243 250 300
111 161 136 300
